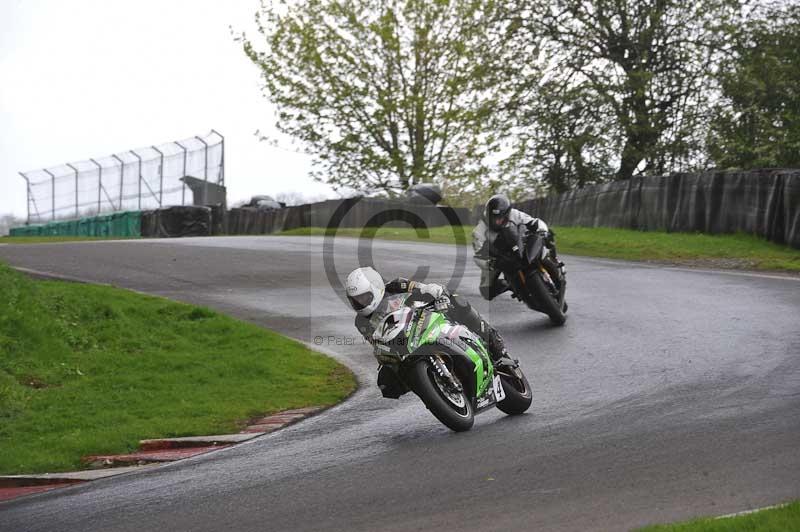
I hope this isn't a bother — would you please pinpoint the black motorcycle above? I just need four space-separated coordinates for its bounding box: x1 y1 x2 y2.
482 223 568 325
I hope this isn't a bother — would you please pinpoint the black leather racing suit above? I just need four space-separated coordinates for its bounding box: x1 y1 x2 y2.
472 208 558 300
354 278 508 361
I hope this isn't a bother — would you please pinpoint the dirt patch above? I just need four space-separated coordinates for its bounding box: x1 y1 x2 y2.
17 375 53 389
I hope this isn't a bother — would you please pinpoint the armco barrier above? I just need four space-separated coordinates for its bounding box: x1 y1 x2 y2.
506 169 800 249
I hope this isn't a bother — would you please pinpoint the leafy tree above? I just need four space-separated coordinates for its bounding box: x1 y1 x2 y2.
708 2 800 169
504 0 743 190
501 80 618 194
243 0 507 196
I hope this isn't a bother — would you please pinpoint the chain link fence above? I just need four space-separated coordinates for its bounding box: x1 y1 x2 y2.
19 130 224 224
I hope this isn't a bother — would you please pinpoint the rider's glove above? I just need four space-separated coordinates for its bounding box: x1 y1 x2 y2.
415 282 444 299
434 295 451 311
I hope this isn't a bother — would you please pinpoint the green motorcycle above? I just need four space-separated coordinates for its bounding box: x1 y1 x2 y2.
371 293 532 431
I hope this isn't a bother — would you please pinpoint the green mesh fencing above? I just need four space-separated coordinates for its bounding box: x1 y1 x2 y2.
9 226 34 237
110 212 141 237
8 212 142 238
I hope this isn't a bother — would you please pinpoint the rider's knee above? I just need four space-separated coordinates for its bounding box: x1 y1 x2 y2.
479 286 494 301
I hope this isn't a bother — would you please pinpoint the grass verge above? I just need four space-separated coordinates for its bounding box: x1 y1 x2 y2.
281 225 470 245
280 226 800 272
637 501 800 531
0 262 356 474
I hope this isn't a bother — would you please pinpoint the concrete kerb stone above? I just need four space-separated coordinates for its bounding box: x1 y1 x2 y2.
83 445 233 468
243 406 325 432
241 424 285 434
0 465 159 487
139 433 262 451
0 465 162 502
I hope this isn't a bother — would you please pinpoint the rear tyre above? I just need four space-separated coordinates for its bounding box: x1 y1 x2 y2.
528 271 567 326
496 366 532 415
410 357 474 432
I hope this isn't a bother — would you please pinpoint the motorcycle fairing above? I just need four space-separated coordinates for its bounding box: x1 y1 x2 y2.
414 318 494 400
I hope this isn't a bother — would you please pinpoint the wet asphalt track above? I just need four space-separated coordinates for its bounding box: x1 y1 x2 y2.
0 236 798 532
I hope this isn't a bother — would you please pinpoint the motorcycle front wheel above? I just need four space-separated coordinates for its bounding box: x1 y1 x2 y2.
496 365 533 415
410 357 474 432
528 270 567 326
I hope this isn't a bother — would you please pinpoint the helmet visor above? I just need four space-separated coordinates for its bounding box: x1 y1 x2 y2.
347 292 374 312
490 214 507 228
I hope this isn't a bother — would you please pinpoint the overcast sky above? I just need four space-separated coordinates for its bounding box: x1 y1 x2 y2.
0 0 336 219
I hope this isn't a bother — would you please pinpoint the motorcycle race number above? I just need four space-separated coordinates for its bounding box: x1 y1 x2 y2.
492 375 506 402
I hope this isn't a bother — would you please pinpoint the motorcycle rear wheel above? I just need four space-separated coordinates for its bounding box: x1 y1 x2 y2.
528 270 567 326
410 357 474 432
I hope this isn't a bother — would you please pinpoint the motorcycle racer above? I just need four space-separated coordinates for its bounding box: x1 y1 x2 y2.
473 194 561 300
345 267 510 363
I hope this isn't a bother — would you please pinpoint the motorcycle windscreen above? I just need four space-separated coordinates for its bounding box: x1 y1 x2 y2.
499 224 522 256
373 307 413 343
525 233 544 263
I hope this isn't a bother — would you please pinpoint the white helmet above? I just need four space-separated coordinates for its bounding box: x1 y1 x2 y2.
345 267 385 316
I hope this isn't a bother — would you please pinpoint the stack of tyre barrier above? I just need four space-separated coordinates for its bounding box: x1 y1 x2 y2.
140 206 214 238
495 169 799 249
226 198 471 235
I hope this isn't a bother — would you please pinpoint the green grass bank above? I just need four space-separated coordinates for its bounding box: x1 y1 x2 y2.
280 226 800 272
0 263 355 474
637 501 800 531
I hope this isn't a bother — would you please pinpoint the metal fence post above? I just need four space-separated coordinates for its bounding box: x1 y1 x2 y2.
151 145 165 207
18 132 224 223
19 172 30 224
66 163 79 219
195 135 209 181
112 154 125 211
90 158 102 213
44 169 56 221
175 140 188 206
194 135 210 208
130 150 142 211
211 129 224 185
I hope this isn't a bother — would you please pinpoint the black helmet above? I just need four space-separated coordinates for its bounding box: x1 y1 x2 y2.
484 194 511 229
